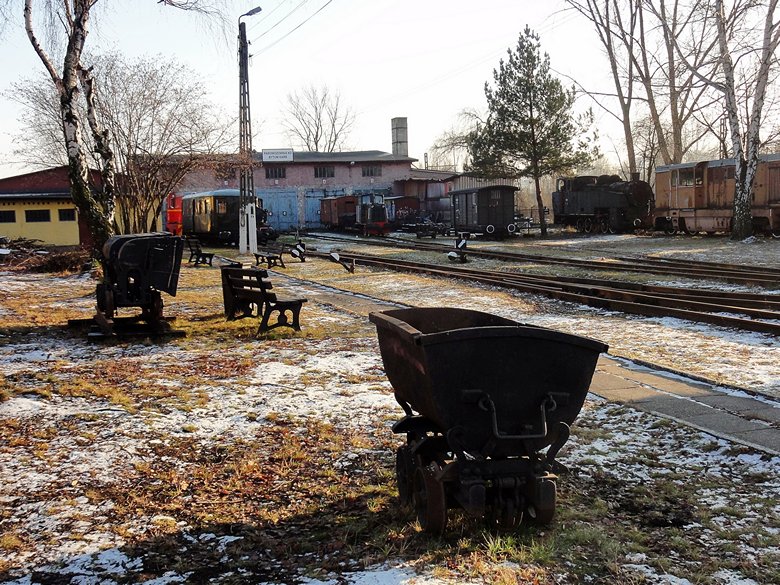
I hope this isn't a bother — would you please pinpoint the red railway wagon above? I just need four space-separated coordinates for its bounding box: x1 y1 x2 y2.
654 155 780 237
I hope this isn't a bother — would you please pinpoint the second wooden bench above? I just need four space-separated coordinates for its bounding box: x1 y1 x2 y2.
220 266 307 334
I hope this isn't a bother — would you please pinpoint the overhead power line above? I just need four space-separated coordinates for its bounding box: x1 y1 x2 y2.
250 0 312 39
252 0 335 55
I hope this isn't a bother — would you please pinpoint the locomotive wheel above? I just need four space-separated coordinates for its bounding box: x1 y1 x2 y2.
583 218 593 234
598 218 609 234
772 228 780 239
395 446 415 508
413 463 447 535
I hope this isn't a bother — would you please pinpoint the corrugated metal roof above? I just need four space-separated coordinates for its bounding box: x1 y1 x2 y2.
407 168 458 181
656 153 780 173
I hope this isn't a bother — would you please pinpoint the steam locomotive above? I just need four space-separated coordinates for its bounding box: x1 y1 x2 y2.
552 175 655 233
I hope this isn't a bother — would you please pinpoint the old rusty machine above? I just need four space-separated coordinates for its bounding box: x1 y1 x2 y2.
91 233 184 338
370 307 607 533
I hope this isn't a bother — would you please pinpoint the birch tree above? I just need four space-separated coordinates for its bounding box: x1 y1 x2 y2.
654 0 780 239
7 54 235 234
13 0 230 262
714 0 780 239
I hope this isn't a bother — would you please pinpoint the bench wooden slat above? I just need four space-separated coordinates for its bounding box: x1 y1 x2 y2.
220 266 306 334
185 237 215 266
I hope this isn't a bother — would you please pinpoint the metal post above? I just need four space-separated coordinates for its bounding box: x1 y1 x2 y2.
238 13 260 254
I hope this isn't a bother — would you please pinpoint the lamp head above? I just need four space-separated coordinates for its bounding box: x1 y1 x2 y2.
242 6 262 17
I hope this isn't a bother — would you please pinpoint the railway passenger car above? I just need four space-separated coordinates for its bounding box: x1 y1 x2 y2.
450 184 517 239
552 175 654 233
181 189 276 245
320 193 390 236
654 156 780 237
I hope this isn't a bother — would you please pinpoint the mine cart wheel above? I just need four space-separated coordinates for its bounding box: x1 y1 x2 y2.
395 446 415 508
526 478 557 525
486 489 523 530
413 463 447 535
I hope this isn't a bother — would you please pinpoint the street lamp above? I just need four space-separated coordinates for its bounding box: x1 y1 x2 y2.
238 6 261 255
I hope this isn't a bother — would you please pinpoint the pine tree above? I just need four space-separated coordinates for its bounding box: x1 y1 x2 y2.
468 27 596 236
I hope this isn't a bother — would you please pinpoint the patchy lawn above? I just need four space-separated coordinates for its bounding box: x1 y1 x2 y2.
1 234 779 584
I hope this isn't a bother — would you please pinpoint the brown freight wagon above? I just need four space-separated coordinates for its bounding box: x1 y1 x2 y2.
654 155 780 237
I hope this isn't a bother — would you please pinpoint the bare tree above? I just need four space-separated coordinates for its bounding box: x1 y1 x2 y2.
12 0 231 263
652 0 780 239
93 53 234 233
565 0 639 174
567 0 719 168
282 85 355 152
428 109 485 172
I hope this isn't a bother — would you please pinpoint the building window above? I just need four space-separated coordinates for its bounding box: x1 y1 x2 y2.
0 210 15 223
314 166 335 179
58 208 76 221
362 165 382 177
25 209 51 223
265 166 286 179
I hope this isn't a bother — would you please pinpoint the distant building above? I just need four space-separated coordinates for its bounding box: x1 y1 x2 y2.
0 166 97 247
178 149 419 231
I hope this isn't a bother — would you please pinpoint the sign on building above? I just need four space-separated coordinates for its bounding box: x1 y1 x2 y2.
262 149 294 162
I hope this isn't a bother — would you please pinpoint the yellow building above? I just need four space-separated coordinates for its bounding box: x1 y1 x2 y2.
0 167 90 247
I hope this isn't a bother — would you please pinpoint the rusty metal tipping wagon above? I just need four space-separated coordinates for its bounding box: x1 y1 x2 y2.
369 308 608 534
92 233 184 337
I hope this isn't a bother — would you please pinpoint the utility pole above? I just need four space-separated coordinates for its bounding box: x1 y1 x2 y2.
238 8 262 254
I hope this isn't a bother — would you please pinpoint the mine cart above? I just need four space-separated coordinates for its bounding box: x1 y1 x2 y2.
93 233 184 337
369 308 608 533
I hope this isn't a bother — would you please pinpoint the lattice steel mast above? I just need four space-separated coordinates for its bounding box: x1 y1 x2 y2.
238 11 261 254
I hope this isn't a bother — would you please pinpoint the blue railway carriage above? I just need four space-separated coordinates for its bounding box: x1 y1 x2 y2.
450 184 518 239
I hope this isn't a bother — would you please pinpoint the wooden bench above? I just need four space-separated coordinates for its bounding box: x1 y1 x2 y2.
220 266 307 334
253 241 307 269
185 236 214 266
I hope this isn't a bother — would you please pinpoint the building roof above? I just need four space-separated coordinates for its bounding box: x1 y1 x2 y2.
0 192 73 201
407 168 459 181
255 150 417 164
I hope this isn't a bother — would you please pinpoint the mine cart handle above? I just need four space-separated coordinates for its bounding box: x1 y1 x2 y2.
465 390 558 441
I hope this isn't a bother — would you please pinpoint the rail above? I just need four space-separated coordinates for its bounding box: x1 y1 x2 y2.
307 249 780 336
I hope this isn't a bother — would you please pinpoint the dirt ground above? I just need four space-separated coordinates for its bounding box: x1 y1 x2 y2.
0 232 778 585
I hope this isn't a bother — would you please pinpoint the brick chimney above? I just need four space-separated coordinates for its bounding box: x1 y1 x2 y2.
391 117 408 157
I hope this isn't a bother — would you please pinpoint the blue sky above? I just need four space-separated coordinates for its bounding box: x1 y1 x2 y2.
0 0 609 178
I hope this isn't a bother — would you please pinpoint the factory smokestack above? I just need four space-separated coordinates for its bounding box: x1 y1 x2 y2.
391 117 408 157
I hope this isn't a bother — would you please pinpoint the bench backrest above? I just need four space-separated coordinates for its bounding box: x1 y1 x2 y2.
221 267 277 309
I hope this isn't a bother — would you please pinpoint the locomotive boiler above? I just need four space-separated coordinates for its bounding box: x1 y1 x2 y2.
552 175 654 234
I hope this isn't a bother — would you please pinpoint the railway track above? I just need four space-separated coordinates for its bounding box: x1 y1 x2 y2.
304 233 780 288
309 249 780 336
